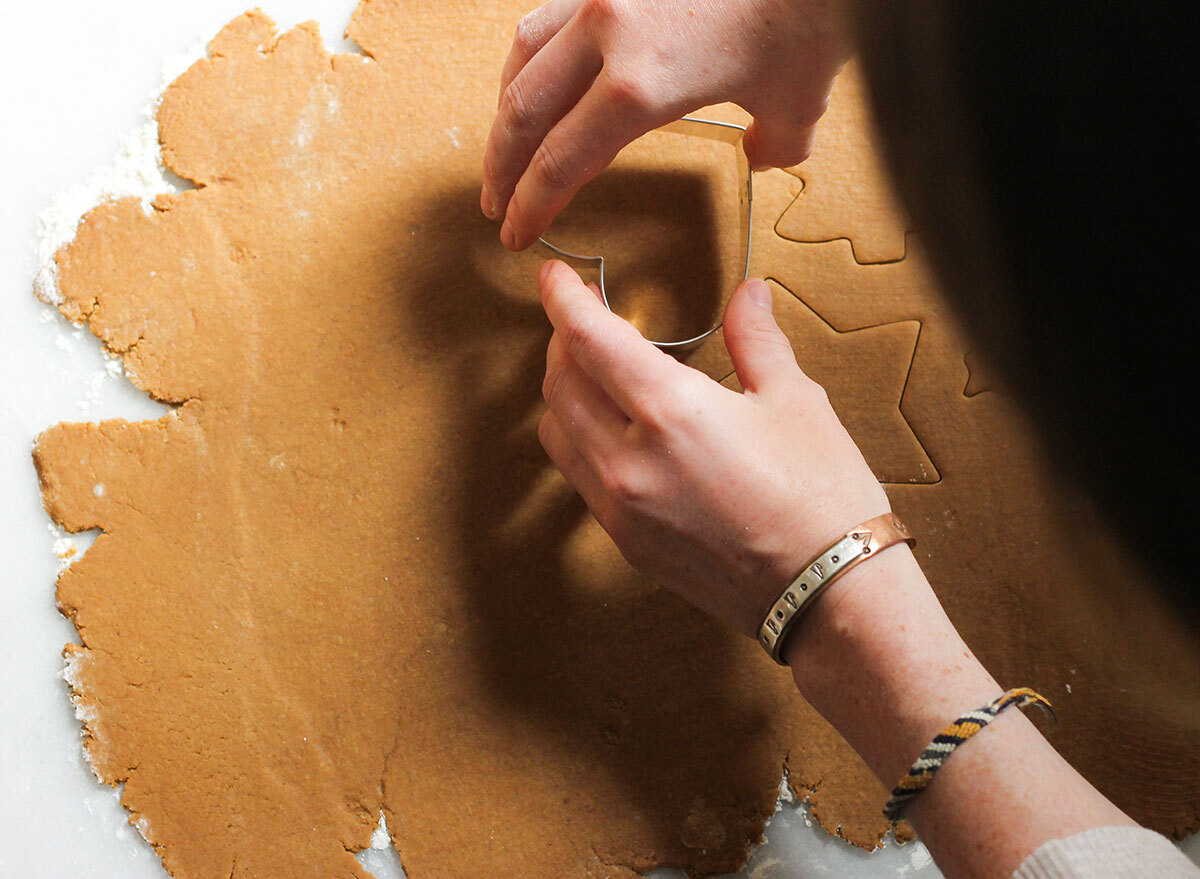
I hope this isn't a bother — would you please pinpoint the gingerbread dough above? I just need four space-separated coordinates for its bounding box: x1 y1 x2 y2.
34 4 1200 878
774 61 911 264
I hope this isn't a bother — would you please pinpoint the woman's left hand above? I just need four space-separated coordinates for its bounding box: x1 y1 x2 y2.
483 0 850 252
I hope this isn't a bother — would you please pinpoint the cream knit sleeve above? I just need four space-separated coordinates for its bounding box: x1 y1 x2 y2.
1014 827 1200 879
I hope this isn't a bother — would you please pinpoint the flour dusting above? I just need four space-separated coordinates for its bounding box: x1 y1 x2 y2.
33 31 215 307
134 814 155 845
355 812 406 879
47 521 82 571
774 766 797 810
29 23 201 763
52 536 77 562
370 813 391 850
61 650 98 726
908 842 933 869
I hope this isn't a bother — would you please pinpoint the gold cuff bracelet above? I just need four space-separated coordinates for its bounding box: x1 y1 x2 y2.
759 513 916 664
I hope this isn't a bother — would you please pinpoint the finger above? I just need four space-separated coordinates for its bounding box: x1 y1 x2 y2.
543 331 629 453
482 14 603 222
722 279 802 395
742 112 820 172
537 410 609 514
540 260 604 303
501 71 669 250
539 260 682 416
498 0 583 106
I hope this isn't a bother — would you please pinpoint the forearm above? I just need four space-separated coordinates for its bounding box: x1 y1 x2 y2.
784 545 1135 879
531 259 1137 877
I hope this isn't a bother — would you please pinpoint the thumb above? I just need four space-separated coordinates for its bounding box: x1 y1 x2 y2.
723 279 799 395
743 114 818 172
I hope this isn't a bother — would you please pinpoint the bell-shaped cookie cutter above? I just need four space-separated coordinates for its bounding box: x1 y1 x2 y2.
538 116 753 350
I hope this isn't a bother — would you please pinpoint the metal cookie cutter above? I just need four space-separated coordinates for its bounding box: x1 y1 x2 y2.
538 116 753 350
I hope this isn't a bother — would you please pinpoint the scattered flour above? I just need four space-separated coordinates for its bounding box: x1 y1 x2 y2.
60 650 98 727
370 813 391 850
774 766 797 810
34 19 367 309
33 31 215 308
60 645 86 688
46 521 83 571
356 811 407 879
33 13 391 874
52 536 77 562
745 855 783 879
908 842 934 870
134 814 154 846
34 31 214 609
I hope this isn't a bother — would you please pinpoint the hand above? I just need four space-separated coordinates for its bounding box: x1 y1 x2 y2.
484 0 850 251
538 262 1140 878
536 260 889 636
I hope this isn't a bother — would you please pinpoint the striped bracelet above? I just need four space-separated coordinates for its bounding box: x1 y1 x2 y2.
882 687 1056 821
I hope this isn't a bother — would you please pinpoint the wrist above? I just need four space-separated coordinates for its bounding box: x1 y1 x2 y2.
781 542 1002 786
756 509 911 658
780 540 925 672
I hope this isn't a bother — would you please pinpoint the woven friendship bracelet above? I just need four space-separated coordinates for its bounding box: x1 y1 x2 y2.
882 687 1056 821
759 513 915 664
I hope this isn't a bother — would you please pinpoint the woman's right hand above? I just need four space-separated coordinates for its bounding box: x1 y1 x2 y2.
537 262 891 639
481 0 851 252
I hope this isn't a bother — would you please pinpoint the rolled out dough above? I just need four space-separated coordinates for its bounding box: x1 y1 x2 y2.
34 4 1200 878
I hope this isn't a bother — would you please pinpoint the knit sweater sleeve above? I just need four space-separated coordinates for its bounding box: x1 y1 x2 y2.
1013 827 1200 879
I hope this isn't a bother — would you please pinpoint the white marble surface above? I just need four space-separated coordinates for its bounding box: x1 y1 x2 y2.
0 3 1195 877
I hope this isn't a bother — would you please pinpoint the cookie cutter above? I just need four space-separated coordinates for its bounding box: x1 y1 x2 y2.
538 116 753 350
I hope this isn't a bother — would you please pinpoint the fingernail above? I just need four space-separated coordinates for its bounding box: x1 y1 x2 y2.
501 219 516 250
481 189 496 220
538 260 553 285
747 279 772 311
